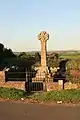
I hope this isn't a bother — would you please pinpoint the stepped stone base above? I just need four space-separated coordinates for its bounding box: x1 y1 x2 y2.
33 66 51 81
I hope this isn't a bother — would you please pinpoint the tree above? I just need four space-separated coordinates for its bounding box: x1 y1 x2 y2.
47 58 59 68
0 43 4 52
47 53 60 68
54 53 59 59
0 43 16 69
34 52 41 61
4 48 16 58
18 52 27 58
0 43 4 62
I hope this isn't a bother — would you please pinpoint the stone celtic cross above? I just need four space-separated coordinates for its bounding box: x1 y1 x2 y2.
38 31 49 42
38 31 49 72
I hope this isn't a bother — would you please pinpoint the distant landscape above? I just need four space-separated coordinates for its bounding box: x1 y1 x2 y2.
14 50 80 60
14 50 80 55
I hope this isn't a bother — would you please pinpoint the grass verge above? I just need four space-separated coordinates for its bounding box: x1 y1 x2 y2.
0 87 26 100
0 87 80 103
27 89 80 103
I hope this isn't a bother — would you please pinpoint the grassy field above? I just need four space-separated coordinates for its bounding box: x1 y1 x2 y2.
60 53 80 59
0 87 80 103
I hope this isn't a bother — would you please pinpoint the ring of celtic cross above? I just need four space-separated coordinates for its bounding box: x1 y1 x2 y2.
38 31 49 42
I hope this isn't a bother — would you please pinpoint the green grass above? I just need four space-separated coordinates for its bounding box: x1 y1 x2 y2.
28 89 80 103
60 54 80 59
0 87 26 99
0 87 80 103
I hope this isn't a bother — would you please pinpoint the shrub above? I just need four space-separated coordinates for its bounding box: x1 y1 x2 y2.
66 59 80 70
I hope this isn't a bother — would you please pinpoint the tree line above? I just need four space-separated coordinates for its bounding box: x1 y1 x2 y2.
0 42 61 71
0 43 41 70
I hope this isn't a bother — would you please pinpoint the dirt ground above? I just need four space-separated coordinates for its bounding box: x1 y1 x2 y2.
0 101 80 120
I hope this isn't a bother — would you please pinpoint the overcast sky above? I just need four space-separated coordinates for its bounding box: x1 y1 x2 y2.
0 0 80 52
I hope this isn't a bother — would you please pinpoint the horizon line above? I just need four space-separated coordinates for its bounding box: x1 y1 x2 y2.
14 49 80 53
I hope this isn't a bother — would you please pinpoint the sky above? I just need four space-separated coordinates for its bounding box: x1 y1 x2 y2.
0 0 80 52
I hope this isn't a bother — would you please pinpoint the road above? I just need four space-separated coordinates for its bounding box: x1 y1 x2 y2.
0 101 80 120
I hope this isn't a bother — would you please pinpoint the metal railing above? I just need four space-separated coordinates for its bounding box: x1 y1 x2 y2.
5 71 44 91
4 69 80 92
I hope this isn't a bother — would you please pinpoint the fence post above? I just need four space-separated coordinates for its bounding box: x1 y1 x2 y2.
25 68 29 92
25 68 28 82
58 80 64 90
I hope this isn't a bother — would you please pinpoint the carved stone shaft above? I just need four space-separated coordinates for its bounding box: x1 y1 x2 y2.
38 31 49 72
40 41 47 69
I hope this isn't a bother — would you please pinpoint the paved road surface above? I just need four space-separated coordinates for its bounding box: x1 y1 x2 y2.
0 101 80 120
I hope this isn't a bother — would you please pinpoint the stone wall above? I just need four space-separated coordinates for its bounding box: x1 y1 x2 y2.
0 81 25 90
46 82 58 91
64 82 80 89
0 70 80 91
0 71 25 90
46 82 80 91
